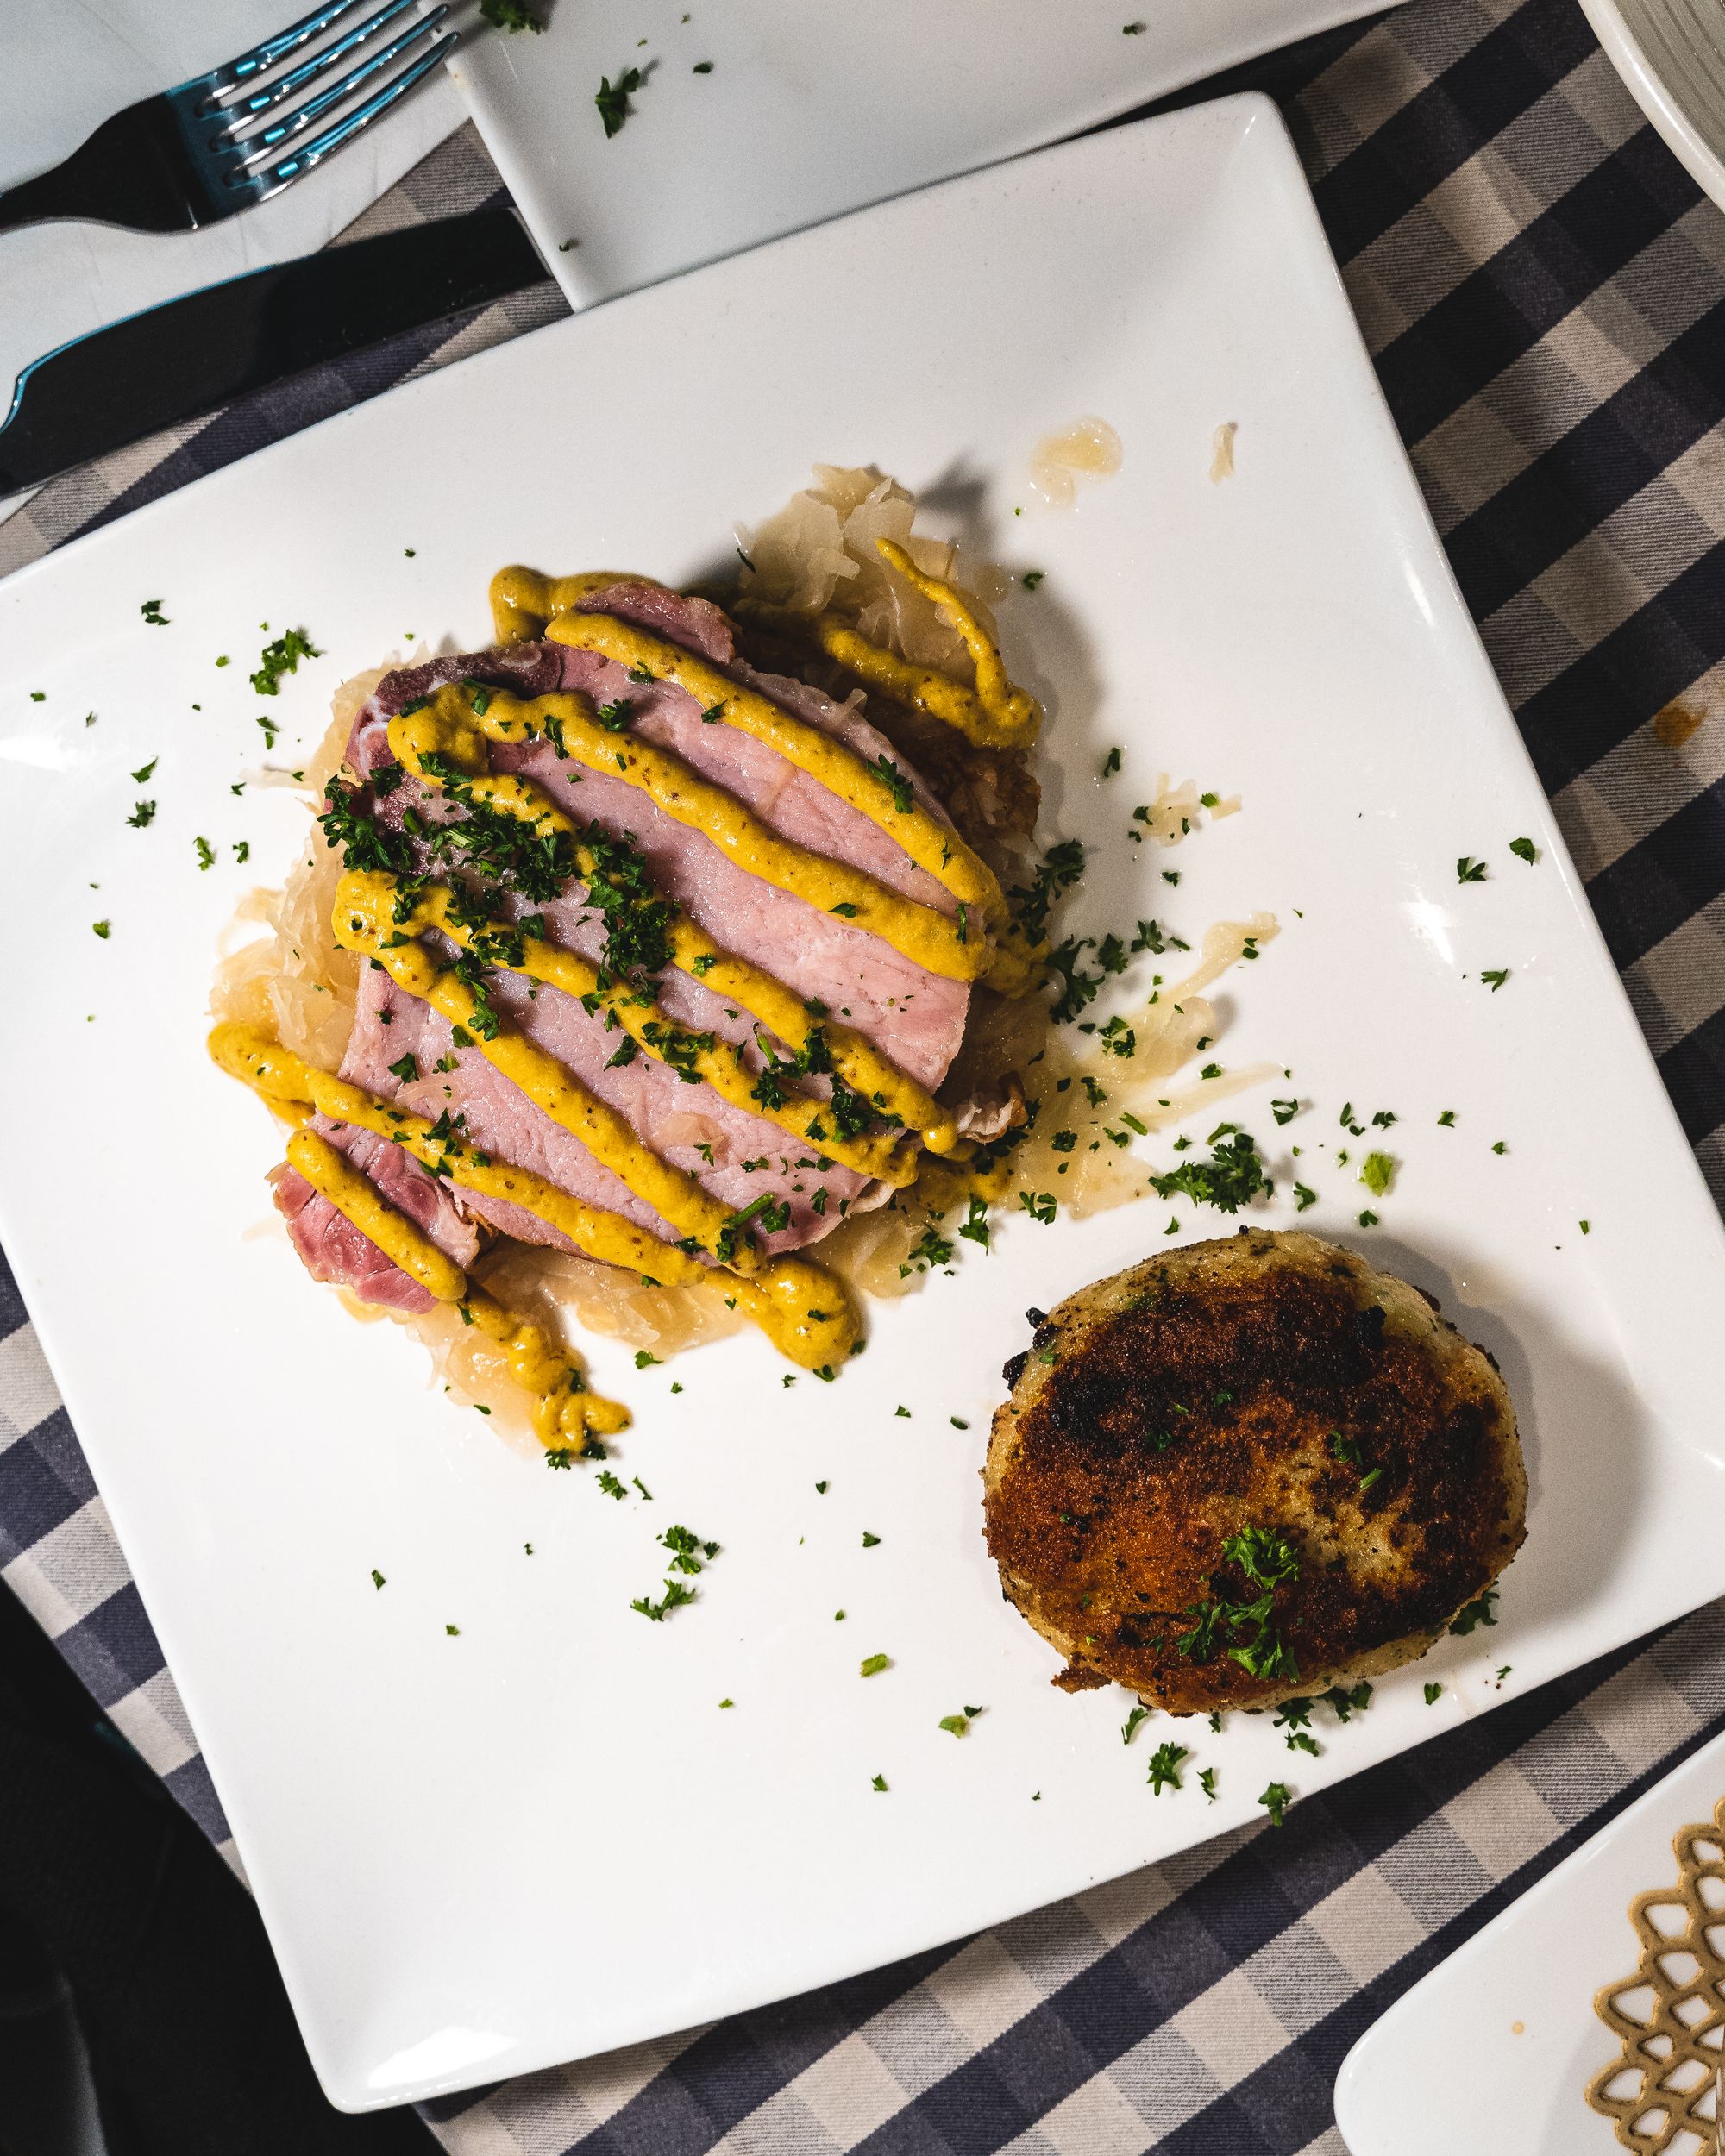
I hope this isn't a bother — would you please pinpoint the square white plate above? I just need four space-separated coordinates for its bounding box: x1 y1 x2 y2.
1336 1728 1725 2153
452 0 1394 310
2 95 1722 2114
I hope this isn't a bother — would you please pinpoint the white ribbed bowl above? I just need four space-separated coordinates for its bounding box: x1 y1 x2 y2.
1580 0 1725 204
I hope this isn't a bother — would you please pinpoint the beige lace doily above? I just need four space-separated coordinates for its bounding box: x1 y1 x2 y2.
1587 1794 1725 2152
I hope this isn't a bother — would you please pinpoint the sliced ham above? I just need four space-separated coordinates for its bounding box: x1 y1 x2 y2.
301 583 969 1298
272 1117 477 1313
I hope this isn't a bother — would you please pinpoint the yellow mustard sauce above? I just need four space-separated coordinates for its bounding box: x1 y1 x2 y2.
340 868 914 1185
211 1020 859 1384
488 567 660 648
543 609 1007 917
210 1027 629 1445
385 694 965 1150
391 686 985 988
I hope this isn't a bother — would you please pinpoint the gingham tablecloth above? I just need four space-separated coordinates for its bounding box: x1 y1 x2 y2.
6 2 1725 2147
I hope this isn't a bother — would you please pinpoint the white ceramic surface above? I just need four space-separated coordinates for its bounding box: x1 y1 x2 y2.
0 0 465 461
451 0 1394 309
1578 0 1725 210
2 96 1722 2113
1336 1729 1725 2154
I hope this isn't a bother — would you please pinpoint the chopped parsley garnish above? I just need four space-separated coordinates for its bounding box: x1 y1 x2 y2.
957 1195 992 1248
1147 1741 1187 1794
1007 838 1084 943
1456 856 1487 882
1175 1526 1301 1683
1358 1150 1394 1197
594 698 635 731
194 836 215 871
830 901 859 917
1438 1109 1456 1126
1270 1098 1299 1125
660 1523 718 1574
595 66 643 137
233 840 249 864
249 626 319 695
1509 837 1537 864
860 1653 890 1677
1121 1704 1151 1745
631 1579 697 1621
1131 918 1189 955
130 756 157 783
1448 1588 1499 1635
127 799 156 828
371 1569 385 1589
1021 570 1045 591
141 599 168 625
938 1713 972 1737
1199 1767 1218 1801
1325 1681 1372 1721
1481 968 1509 991
900 1222 955 1275
871 1773 888 1791
1358 1208 1379 1227
1101 746 1121 778
693 59 713 72
871 754 915 813
1018 1190 1057 1225
597 1470 627 1500
1424 1682 1442 1705
1258 1782 1292 1827
633 1350 662 1369
480 0 543 27
388 1053 419 1083
1150 1128 1266 1213
862 1531 881 1548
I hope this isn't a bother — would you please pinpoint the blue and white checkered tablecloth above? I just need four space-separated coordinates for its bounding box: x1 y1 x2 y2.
7 3 1725 2147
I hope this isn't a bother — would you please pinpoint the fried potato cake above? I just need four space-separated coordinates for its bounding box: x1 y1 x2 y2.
982 1227 1525 1714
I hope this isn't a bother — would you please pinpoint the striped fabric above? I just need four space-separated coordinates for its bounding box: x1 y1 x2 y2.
4 1 1724 2147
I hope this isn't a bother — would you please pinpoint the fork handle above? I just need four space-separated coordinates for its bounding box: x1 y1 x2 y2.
0 107 203 236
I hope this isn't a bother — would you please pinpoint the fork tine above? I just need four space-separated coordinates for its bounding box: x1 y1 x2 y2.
204 0 373 101
239 28 458 203
214 0 419 128
231 9 446 160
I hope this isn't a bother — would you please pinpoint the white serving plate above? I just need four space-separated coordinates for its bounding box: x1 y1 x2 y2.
2 95 1722 2114
1336 1728 1725 2153
451 0 1394 310
1578 0 1725 214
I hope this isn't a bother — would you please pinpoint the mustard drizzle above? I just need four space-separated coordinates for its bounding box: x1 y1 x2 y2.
393 686 985 987
211 1023 858 1375
387 689 964 1150
210 1031 628 1445
541 609 1007 919
336 868 916 1185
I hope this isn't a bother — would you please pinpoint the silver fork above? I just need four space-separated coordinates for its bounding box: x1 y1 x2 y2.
0 0 458 236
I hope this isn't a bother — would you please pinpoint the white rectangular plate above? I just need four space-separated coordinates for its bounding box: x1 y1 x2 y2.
1336 1729 1725 2153
2 97 1722 2114
452 0 1392 309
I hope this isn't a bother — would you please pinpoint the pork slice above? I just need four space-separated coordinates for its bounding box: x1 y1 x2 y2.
492 738 967 1091
575 580 737 663
269 1112 479 1314
274 1169 435 1313
341 961 870 1257
347 643 565 779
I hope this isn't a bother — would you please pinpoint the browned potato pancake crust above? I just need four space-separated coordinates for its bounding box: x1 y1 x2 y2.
982 1228 1526 1713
